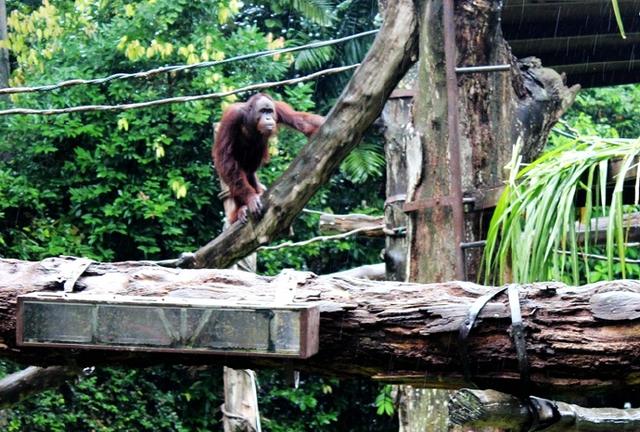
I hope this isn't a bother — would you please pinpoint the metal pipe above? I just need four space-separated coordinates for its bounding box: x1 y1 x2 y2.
456 64 510 74
443 0 466 280
460 240 487 250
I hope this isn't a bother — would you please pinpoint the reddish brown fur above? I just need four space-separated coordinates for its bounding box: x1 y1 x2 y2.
213 93 324 223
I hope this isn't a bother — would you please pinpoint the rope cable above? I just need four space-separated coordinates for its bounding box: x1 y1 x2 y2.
0 30 378 96
0 64 359 116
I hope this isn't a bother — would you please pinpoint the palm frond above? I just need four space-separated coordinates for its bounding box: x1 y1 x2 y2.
611 0 627 39
286 0 335 26
294 45 335 71
482 133 640 285
340 141 385 184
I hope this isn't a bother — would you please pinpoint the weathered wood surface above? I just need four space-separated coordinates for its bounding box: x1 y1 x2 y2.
0 365 81 408
2 257 640 404
449 389 640 431
317 213 384 237
169 0 418 270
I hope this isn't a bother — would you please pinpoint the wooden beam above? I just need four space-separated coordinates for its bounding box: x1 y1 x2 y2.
2 257 640 405
576 212 640 243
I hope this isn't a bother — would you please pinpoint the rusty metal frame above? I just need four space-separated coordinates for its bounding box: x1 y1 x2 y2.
16 292 320 359
443 0 466 280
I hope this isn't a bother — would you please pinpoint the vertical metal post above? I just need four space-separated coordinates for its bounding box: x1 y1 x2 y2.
442 0 466 280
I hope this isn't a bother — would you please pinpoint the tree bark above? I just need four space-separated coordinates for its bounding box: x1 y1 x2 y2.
2 258 640 405
449 389 640 431
0 366 81 408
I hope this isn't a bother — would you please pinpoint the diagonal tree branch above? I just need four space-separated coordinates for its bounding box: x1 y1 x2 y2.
172 0 418 270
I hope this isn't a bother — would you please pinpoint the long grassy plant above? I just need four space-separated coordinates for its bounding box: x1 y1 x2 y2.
482 132 640 285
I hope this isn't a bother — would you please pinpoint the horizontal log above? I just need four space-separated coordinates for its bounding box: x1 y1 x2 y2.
576 212 640 243
317 213 384 237
0 366 81 408
449 389 640 431
1 257 640 404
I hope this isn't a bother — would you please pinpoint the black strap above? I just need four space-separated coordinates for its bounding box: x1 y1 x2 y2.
508 284 530 395
458 284 531 392
458 285 508 383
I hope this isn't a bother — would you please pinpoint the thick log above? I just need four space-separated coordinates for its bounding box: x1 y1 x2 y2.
449 389 640 431
2 257 640 405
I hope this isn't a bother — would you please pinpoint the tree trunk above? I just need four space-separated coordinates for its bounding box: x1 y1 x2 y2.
408 0 579 284
222 367 261 432
404 2 578 429
2 257 640 406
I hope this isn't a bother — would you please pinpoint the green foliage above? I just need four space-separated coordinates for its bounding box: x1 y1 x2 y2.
483 127 640 285
341 140 386 184
236 0 379 104
0 0 302 261
277 0 335 26
483 78 640 285
258 371 397 431
553 84 640 140
374 385 395 416
3 366 223 431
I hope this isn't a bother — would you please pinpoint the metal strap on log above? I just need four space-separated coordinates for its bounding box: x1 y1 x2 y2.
458 285 531 395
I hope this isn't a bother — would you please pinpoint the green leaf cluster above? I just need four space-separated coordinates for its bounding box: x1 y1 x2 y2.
483 83 640 285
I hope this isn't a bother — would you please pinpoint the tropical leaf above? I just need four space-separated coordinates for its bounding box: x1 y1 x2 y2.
340 141 385 184
284 0 335 26
611 0 627 39
482 132 640 285
294 45 335 71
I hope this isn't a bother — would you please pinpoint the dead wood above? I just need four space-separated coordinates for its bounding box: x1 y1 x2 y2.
0 366 81 408
1 257 640 405
318 213 384 237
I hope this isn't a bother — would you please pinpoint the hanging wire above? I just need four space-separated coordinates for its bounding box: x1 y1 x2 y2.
0 29 379 96
0 64 359 116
